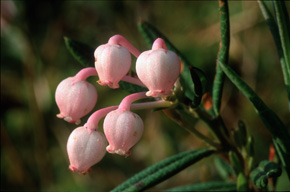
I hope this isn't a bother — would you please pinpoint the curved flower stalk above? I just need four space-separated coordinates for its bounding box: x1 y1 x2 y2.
55 67 145 125
103 92 147 156
136 38 181 97
84 99 174 131
74 67 145 87
94 35 141 88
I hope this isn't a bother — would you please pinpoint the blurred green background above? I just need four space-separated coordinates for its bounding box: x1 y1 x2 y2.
1 1 290 191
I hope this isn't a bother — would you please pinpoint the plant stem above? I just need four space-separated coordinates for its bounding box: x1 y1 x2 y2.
164 108 221 149
85 100 174 131
73 67 145 87
212 0 230 116
118 92 148 112
188 106 245 166
73 67 98 81
130 100 174 111
85 106 118 131
108 35 141 58
121 76 145 87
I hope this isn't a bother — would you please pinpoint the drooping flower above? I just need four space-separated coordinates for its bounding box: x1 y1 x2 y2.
103 110 144 156
136 38 180 97
94 43 131 89
67 126 107 174
55 77 97 124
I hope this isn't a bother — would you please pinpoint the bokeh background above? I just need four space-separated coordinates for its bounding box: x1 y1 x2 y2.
1 1 290 191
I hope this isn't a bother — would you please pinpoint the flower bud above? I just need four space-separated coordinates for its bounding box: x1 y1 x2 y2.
136 48 180 97
94 44 131 89
55 77 97 124
67 126 107 174
103 110 144 156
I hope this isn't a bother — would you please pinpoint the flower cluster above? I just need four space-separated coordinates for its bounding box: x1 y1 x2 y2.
55 35 180 174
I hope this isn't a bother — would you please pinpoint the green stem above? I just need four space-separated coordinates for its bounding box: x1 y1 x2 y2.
273 0 290 109
165 109 221 149
258 0 290 110
212 0 230 116
191 107 245 167
218 59 290 180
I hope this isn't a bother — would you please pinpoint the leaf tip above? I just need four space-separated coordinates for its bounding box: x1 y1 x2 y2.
63 36 69 42
138 18 143 23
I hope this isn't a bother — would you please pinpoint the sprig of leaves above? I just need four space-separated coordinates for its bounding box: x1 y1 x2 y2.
165 181 236 192
250 160 282 189
258 0 290 110
112 148 215 192
218 59 290 179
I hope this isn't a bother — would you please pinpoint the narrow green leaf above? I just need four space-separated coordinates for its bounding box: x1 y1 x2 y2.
119 81 148 94
137 21 206 107
229 151 243 174
258 0 290 109
250 169 268 189
165 181 236 192
112 148 215 192
233 120 247 149
250 160 282 189
218 60 290 179
237 173 248 191
212 0 230 116
64 36 95 67
246 136 254 171
273 1 290 109
214 157 235 180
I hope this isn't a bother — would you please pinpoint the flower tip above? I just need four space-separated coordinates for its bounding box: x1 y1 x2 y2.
106 146 131 156
64 116 72 122
108 83 120 89
60 116 81 125
75 119 81 125
97 80 119 89
69 165 91 175
56 113 64 118
146 90 172 97
69 165 77 172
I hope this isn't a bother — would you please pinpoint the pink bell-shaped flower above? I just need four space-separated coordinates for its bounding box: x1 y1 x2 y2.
67 126 107 174
136 38 180 97
94 44 131 89
103 110 144 156
55 77 97 124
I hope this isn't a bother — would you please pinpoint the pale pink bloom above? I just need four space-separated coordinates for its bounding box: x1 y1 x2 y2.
136 40 180 97
103 110 144 156
55 77 97 124
94 44 131 89
67 126 107 174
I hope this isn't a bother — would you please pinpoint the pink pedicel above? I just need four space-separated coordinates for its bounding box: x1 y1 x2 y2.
67 126 107 174
136 38 181 97
55 77 97 125
103 110 144 156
